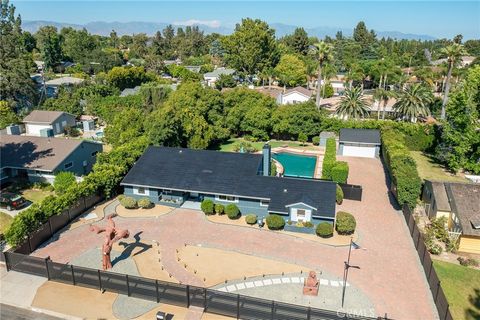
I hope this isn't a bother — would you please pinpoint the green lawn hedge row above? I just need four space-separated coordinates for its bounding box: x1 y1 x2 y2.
331 161 349 184
322 137 337 179
4 136 149 247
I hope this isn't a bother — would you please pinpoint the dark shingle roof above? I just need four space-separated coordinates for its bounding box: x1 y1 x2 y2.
339 128 381 145
430 181 451 212
121 147 336 217
445 183 480 237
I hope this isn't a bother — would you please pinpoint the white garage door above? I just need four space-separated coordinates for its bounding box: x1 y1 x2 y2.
26 124 52 136
342 145 376 158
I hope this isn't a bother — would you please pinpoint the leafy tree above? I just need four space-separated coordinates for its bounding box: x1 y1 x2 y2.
272 101 322 139
104 107 145 147
335 87 370 119
129 33 149 59
353 21 375 47
215 74 237 90
373 88 390 120
393 84 433 122
298 132 307 145
22 31 36 52
440 43 467 119
0 0 37 106
0 101 19 128
106 66 155 90
36 26 62 70
144 107 182 147
222 18 279 74
54 171 76 195
61 27 98 65
284 27 310 55
311 42 334 108
320 83 334 98
274 54 307 87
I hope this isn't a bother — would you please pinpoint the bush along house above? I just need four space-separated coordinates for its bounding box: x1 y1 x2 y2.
121 145 337 229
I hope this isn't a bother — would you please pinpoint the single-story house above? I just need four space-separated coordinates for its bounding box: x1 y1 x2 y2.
120 86 141 97
121 145 337 226
320 74 346 95
0 135 102 185
23 110 76 136
338 128 381 158
204 68 236 87
277 87 313 105
422 181 480 254
45 76 84 97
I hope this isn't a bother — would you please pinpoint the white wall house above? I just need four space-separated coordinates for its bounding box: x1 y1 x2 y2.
277 87 313 105
203 67 236 87
23 110 76 136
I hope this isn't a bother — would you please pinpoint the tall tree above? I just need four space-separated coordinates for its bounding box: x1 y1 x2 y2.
393 83 433 122
222 18 279 75
440 43 467 119
274 54 307 88
0 0 37 106
286 27 310 55
335 87 370 119
311 41 333 108
36 26 62 70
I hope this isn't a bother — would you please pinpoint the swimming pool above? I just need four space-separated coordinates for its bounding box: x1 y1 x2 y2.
272 152 317 178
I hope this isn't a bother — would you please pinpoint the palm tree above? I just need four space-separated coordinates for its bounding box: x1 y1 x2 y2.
335 87 370 119
440 43 467 119
393 84 433 122
373 88 390 120
311 42 333 109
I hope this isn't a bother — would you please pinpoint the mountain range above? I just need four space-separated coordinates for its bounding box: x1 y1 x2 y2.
22 20 437 41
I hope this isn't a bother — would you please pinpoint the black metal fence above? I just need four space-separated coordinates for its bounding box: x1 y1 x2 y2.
4 251 384 320
401 204 453 320
338 183 362 201
14 193 104 255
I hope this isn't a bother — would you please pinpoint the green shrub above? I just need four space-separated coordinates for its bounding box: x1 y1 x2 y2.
427 242 443 255
225 204 240 219
321 83 334 98
137 197 152 209
316 222 334 238
303 221 314 228
245 214 257 225
457 257 479 267
298 132 307 145
270 160 277 176
54 172 76 195
233 141 258 153
214 203 225 215
336 185 344 204
322 138 337 179
201 199 215 215
312 136 320 146
335 211 356 235
266 214 285 230
120 196 137 209
331 161 349 184
117 194 126 201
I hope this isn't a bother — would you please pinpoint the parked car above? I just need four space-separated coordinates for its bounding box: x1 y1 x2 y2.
0 193 26 211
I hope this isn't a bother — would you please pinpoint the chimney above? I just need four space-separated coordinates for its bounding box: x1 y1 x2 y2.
262 144 271 176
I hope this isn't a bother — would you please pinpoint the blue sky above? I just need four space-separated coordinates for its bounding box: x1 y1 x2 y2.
12 1 480 39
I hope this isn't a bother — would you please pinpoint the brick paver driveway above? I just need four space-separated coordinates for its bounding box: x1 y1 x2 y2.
34 157 436 319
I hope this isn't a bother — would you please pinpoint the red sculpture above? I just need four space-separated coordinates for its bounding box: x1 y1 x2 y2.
303 271 319 296
90 214 129 270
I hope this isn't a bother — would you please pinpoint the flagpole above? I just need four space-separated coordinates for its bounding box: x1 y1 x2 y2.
341 237 353 308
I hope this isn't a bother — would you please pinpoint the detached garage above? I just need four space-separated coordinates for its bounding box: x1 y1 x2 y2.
23 110 76 136
338 128 381 158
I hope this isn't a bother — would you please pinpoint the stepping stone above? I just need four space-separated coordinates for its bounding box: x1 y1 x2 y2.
291 277 301 283
236 283 246 290
330 281 339 287
226 285 236 292
320 279 329 286
254 280 264 287
272 278 281 285
281 278 291 283
263 279 272 285
245 282 255 288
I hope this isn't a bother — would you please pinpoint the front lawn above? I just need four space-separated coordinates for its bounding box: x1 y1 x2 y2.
21 188 54 203
410 151 467 183
433 260 480 320
0 211 13 235
217 138 317 152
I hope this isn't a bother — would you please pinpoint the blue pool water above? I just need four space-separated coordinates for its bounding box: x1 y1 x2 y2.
272 152 317 178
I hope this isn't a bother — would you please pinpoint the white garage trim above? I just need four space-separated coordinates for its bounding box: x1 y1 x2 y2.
25 124 53 136
342 145 376 158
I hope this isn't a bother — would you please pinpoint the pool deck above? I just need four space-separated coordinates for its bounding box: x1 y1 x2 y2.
270 147 325 179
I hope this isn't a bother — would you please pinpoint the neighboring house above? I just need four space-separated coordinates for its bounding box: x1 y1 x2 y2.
23 110 76 136
163 58 182 66
277 87 313 105
431 55 476 68
121 145 337 226
204 67 236 87
320 74 346 95
185 66 201 73
338 128 381 158
0 135 102 185
422 181 480 254
255 86 284 100
45 76 84 97
120 86 141 97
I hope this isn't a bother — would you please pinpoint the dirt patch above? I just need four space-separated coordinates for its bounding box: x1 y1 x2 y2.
32 281 117 319
117 204 174 218
177 245 311 287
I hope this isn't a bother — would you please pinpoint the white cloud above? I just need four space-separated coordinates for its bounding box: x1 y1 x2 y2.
173 19 221 28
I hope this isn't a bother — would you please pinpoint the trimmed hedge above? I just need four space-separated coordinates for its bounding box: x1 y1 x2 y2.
316 222 333 238
201 199 215 215
312 136 320 146
381 130 422 209
335 211 356 235
225 204 240 219
120 196 137 209
214 203 225 215
331 161 349 184
322 137 337 179
137 197 152 209
245 214 257 225
266 214 285 230
336 184 344 204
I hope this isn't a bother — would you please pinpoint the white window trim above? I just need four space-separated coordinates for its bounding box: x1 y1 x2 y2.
133 187 149 196
260 200 270 207
64 161 73 169
215 195 238 203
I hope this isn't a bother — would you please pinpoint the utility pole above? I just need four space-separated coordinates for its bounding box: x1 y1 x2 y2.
341 238 360 308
